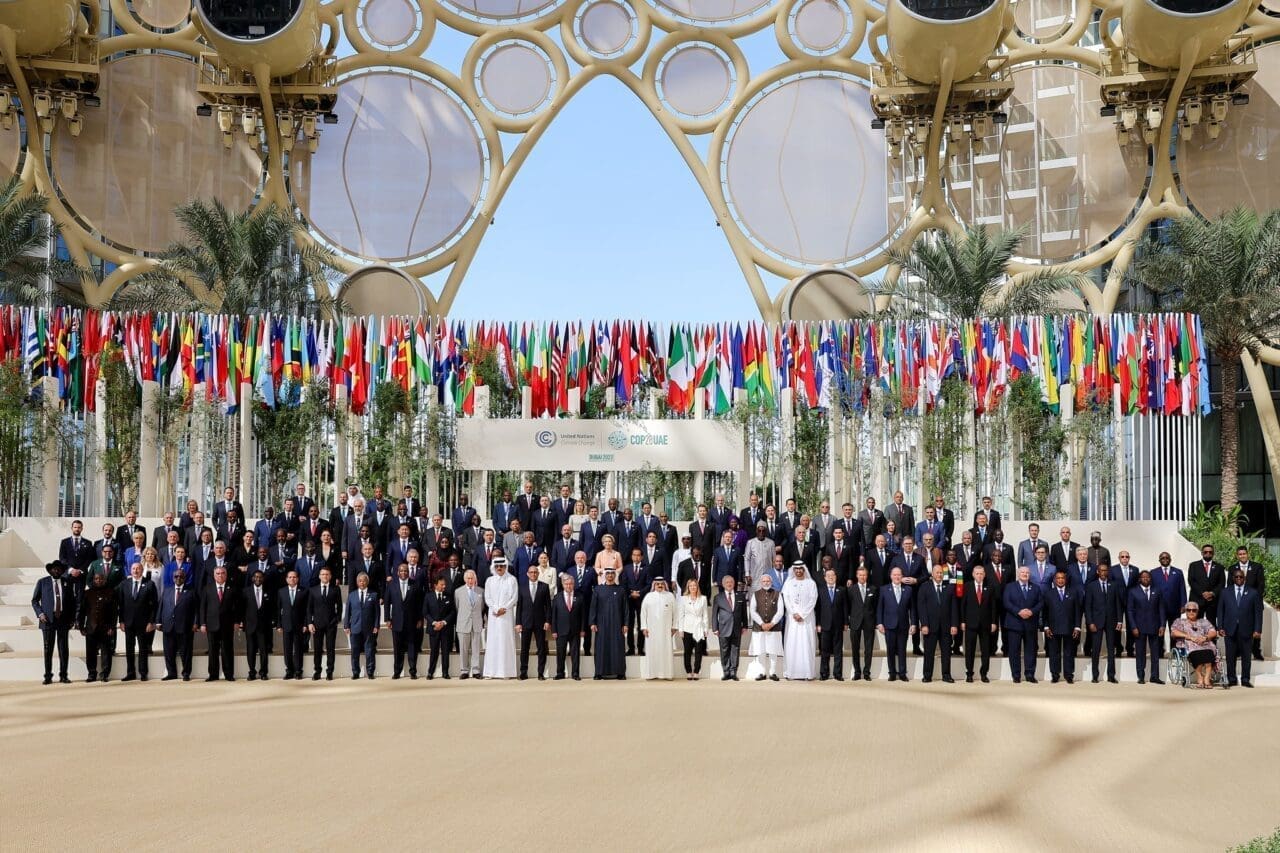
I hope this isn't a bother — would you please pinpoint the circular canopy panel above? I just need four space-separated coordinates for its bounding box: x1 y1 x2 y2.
723 74 892 268
298 71 488 264
1012 0 1072 38
790 0 853 55
339 265 435 315
1179 44 1280 219
657 43 733 118
947 65 1146 262
479 41 554 117
50 54 261 254
130 0 191 29
441 0 563 22
647 0 778 24
782 270 874 321
576 0 637 57
359 0 422 48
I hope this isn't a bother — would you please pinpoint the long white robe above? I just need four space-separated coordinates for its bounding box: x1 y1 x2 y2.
748 589 786 656
639 590 677 680
744 538 774 590
482 571 518 678
782 576 818 680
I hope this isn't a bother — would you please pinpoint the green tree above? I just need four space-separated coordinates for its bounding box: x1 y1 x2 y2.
0 176 91 306
107 199 340 316
1130 207 1280 515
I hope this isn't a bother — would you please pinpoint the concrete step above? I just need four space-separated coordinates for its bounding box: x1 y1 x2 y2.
0 567 49 584
0 604 34 627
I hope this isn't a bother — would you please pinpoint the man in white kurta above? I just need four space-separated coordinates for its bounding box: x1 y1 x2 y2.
749 571 786 679
782 562 818 680
482 558 518 679
639 578 677 680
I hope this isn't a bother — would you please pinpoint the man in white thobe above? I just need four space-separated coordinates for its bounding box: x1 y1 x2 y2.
782 562 818 680
639 578 677 680
482 558 518 679
744 524 774 591
749 571 786 680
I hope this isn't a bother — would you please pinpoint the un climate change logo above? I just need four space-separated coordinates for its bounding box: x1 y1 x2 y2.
534 429 557 448
607 430 628 450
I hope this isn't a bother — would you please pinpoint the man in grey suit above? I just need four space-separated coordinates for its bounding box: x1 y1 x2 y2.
884 492 915 543
343 572 380 679
712 575 748 680
454 569 485 678
1016 523 1047 571
858 498 885 549
810 501 837 550
341 500 367 559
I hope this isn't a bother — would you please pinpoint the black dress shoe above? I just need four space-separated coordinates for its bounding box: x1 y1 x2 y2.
42 675 52 685
141 675 149 682
922 677 932 683
1012 677 1021 683
554 674 566 680
1026 676 1037 684
538 675 546 681
1150 678 1164 685
942 676 955 683
224 676 234 682
594 675 603 680
731 675 739 681
312 672 322 681
899 675 910 682
573 675 581 680
162 674 177 681
247 673 257 681
965 675 974 683
770 674 779 681
205 676 218 682
326 673 334 680
1092 677 1100 684
834 675 845 682
352 672 361 680
1108 677 1118 684
1136 677 1145 684
722 674 731 681
819 675 829 681
392 673 402 680
887 674 898 682
442 673 450 679
755 674 766 681
1242 680 1254 688
459 673 469 680
122 674 136 682
259 674 267 681
981 675 990 683
1065 676 1073 684
863 673 872 681
366 673 376 680
1051 676 1060 684
181 675 190 682
518 674 528 681
616 675 626 680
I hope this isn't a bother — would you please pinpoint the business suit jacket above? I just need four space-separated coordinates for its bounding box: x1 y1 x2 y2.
808 513 836 549
151 524 181 551
983 542 1016 583
975 508 1002 532
1002 582 1044 632
550 537 582 571
1049 541 1080 572
458 524 485 567
299 517 330 546
913 577 954 632
383 580 423 631
117 578 158 630
1017 538 1048 570
676 557 711 599
1218 585 1264 636
937 508 956 550
115 524 147 554
884 503 915 540
864 548 893 588
846 582 878 631
968 526 995 552
385 538 419 576
274 513 300 543
328 504 355 532
610 520 641 559
241 585 275 634
1149 565 1187 621
184 525 215 556
512 545 544 577
574 519 603 564
158 585 198 633
857 509 885 548
688 519 718 562
823 541 855 583
58 536 96 573
516 579 552 631
915 520 945 553
422 587 457 630
960 582 996 630
551 590 585 636
622 564 652 599
491 501 517 534
32 576 78 628
199 584 239 631
814 584 848 632
876 584 913 630
712 590 748 636
1230 561 1267 599
307 584 343 629
454 585 485 634
515 493 540 532
1041 585 1082 636
708 505 733 535
710 545 743 586
657 524 679 560
640 545 666 572
1126 585 1164 634
450 505 477 534
216 520 245 547
343 589 381 634
1188 560 1226 609
888 553 926 588
346 557 381 590
1084 578 1124 630
277 585 309 632
213 499 245 528
293 556 323 588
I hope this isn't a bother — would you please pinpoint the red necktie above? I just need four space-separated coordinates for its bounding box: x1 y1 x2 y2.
976 587 982 604
568 594 573 611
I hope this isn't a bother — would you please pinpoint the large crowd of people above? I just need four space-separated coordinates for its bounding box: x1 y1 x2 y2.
30 484 1268 688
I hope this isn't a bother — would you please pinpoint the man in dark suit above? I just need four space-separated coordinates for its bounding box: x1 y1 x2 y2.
347 542 381 593
611 508 641 559
158 569 198 680
676 547 711 600
969 512 995 554
711 531 743 588
277 569 309 679
885 492 915 543
1003 566 1044 683
116 562 158 681
876 567 913 681
656 513 679 561
709 496 733 534
528 496 557 550
491 490 516 535
550 525 581 572
115 511 146 555
961 565 997 682
1219 568 1264 687
58 520 95 588
781 528 816 576
308 567 342 679
1048 527 1080 573
858 498 885 550
516 565 551 679
552 573 586 680
975 496 1001 532
381 558 422 676
213 486 245 529
815 568 847 680
623 551 651 655
328 493 354 533
983 530 1015 584
31 561 77 684
1111 550 1140 656
931 496 955 552
1189 543 1227 628
640 531 665 574
299 505 329 547
550 486 576 531
185 516 215 559
1084 563 1124 684
865 536 893 588
512 532 543 579
344 572 381 679
291 482 316 519
824 526 855 584
1150 552 1188 648
1042 570 1081 683
422 575 456 679
1228 546 1268 660
1127 571 1165 684
915 506 945 556
199 565 238 681
917 564 958 683
712 575 748 680
577 507 605 566
688 506 717 570
216 510 245 549
240 569 274 680
846 565 877 680
515 482 539 532
151 512 180 551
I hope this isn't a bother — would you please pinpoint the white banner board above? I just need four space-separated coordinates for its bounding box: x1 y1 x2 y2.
456 419 745 471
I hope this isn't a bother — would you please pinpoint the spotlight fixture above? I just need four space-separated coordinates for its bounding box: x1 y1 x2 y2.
1231 92 1249 106
991 111 1007 124
870 117 885 130
83 95 101 109
1099 104 1116 117
196 103 213 117
322 112 339 125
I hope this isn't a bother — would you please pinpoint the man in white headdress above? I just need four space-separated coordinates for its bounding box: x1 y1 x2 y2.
639 577 677 680
749 570 786 680
782 561 817 681
482 557 518 679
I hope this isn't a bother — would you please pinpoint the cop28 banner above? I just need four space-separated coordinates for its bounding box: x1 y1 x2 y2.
455 419 746 471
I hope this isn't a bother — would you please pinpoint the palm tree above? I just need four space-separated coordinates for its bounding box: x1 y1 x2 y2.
881 224 1085 318
1130 206 1280 515
108 199 340 316
0 176 91 306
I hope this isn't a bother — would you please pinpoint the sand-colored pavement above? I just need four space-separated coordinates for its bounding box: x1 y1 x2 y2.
0 678 1275 852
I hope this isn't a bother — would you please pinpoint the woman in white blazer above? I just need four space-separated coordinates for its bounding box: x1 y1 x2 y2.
677 579 709 680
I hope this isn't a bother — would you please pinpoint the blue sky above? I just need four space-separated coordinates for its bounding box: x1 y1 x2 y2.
366 21 816 321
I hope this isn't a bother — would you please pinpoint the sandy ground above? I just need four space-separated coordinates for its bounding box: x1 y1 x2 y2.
0 677 1275 853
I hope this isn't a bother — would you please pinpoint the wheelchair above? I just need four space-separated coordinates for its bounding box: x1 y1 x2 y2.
1167 640 1228 688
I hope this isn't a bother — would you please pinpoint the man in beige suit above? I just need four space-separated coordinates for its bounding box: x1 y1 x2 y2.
454 569 485 679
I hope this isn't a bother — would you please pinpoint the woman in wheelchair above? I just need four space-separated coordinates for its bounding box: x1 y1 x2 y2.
1171 603 1220 688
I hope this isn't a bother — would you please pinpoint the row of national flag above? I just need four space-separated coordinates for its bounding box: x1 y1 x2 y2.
0 308 1210 418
